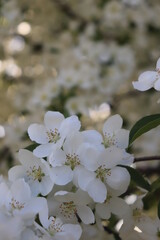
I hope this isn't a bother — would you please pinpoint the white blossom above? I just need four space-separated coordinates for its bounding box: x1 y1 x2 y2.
50 189 94 225
8 149 54 196
102 114 129 149
28 111 81 158
77 146 130 203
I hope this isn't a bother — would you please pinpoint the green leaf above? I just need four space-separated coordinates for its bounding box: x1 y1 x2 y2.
143 177 160 210
158 201 160 219
151 177 160 192
25 143 39 151
119 165 151 191
129 114 160 145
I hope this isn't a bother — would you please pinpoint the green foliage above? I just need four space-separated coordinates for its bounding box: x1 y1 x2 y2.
25 143 39 151
143 177 160 210
129 114 160 145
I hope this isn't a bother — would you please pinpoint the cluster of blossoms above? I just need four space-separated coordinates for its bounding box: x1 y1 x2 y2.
1 108 160 239
1 0 160 237
0 111 135 239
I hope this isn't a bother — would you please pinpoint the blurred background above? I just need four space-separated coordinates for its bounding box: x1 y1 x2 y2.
0 0 160 176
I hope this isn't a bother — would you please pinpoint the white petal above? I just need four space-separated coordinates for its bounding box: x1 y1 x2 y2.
74 189 92 205
28 180 41 197
22 197 48 227
8 165 26 182
110 197 129 217
77 168 95 191
11 179 31 203
18 149 39 167
39 177 54 196
72 165 83 187
54 191 72 202
106 166 130 193
101 146 123 169
120 151 134 166
78 143 99 171
44 111 64 130
59 116 81 138
50 166 73 185
77 205 95 224
103 115 123 135
33 143 55 158
62 224 82 240
96 203 111 219
0 182 9 206
156 57 160 69
63 132 83 154
115 129 129 149
28 124 48 144
133 71 156 91
87 179 107 203
81 130 103 146
49 149 66 167
154 78 160 91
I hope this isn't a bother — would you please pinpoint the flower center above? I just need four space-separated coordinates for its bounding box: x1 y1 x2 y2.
48 217 63 236
65 153 80 170
105 194 112 204
155 68 160 80
133 208 142 222
59 201 77 220
10 197 24 211
47 128 60 143
27 166 45 182
103 133 117 148
95 165 108 182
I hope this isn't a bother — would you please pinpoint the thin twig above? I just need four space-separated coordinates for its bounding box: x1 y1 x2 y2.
134 156 160 163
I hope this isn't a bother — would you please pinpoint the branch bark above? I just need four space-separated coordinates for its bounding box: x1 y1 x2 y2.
134 156 160 163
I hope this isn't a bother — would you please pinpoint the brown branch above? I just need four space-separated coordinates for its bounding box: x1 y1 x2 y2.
134 156 160 163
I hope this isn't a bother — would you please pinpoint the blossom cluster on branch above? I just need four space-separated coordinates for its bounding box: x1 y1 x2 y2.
0 105 160 239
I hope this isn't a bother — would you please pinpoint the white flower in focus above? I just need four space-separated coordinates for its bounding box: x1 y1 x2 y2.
28 111 81 157
102 114 129 149
133 57 160 91
77 146 130 203
51 189 94 225
48 132 84 185
49 130 103 186
8 150 54 196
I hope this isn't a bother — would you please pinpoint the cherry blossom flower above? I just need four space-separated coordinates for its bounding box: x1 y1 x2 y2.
101 114 129 149
28 111 81 158
50 189 94 225
8 149 54 196
77 146 130 203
